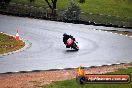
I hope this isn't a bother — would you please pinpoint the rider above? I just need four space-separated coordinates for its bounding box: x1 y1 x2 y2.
63 33 75 48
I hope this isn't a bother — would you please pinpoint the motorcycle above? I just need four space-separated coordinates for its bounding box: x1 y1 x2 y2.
66 38 79 51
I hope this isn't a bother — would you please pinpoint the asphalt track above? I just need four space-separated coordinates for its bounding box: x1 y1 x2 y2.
0 15 132 73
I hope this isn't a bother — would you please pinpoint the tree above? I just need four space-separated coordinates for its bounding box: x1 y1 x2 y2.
63 1 81 21
45 0 57 17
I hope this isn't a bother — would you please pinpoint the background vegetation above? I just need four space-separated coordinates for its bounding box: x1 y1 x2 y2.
1 0 131 27
10 0 132 19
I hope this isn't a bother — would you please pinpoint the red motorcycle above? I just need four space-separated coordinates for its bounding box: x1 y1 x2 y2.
66 38 79 51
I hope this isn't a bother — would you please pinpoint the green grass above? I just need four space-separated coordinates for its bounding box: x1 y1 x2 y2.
0 33 25 54
42 67 132 88
79 0 132 18
9 0 132 27
11 0 132 19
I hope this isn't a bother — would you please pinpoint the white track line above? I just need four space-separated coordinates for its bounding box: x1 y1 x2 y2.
96 29 132 38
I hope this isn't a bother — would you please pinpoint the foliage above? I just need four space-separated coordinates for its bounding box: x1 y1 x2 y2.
63 1 81 21
79 0 85 3
0 0 12 9
0 0 12 4
28 0 35 3
11 0 132 19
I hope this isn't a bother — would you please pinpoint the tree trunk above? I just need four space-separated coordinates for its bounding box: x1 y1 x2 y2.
52 0 57 17
45 0 57 19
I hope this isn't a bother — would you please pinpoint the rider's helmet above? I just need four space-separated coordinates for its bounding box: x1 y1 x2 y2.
63 33 67 37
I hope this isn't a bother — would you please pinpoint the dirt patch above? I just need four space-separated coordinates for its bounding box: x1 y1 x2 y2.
0 63 132 88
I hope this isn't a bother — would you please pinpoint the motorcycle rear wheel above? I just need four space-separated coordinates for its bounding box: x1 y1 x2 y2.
72 43 79 51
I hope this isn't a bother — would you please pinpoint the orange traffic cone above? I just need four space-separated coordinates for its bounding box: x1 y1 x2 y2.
15 29 20 40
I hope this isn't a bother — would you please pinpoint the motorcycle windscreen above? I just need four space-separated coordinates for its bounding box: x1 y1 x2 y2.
67 38 74 46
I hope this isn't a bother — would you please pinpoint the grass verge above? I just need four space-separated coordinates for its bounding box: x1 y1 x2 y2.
0 33 25 54
42 67 132 88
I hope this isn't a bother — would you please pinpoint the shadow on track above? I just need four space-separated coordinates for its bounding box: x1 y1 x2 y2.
65 49 78 53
